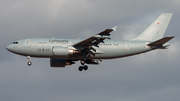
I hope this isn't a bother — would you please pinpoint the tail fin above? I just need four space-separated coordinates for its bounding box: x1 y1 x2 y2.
132 13 173 41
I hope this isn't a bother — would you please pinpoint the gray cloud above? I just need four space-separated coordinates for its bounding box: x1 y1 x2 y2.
0 0 180 101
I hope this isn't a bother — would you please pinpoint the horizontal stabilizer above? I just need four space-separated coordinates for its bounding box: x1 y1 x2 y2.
148 36 174 46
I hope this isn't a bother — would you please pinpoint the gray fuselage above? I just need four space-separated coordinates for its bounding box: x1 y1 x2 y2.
6 38 152 60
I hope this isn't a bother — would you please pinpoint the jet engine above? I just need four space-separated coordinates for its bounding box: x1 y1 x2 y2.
50 58 75 67
52 46 80 57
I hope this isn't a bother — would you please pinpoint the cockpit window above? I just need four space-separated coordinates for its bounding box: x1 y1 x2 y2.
12 42 18 44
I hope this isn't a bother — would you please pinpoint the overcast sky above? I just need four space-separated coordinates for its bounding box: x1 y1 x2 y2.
0 0 180 101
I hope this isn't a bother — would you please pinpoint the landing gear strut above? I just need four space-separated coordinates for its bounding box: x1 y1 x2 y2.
79 60 88 71
27 56 32 66
80 60 85 65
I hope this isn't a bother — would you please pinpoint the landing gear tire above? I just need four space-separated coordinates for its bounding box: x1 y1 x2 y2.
78 65 88 71
79 66 83 71
79 60 88 71
28 62 32 66
84 65 88 70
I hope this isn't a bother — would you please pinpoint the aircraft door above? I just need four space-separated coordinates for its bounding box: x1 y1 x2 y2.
125 42 131 50
25 39 30 47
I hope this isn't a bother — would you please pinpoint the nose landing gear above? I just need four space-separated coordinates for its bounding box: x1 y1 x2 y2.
27 56 32 66
28 61 32 66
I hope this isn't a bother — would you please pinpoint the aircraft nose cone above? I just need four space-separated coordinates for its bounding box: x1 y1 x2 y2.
6 45 11 51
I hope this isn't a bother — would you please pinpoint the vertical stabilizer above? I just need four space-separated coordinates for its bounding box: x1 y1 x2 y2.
132 13 173 41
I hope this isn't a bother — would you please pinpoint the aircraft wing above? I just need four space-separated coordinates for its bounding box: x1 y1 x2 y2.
73 26 117 50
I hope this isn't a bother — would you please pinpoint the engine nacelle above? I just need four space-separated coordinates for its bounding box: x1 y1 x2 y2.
50 58 75 67
53 46 79 57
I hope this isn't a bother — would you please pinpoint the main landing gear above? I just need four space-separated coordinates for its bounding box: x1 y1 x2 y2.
78 65 88 71
78 60 88 71
27 56 32 66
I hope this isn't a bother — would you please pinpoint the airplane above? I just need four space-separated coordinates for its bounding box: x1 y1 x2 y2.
6 13 174 71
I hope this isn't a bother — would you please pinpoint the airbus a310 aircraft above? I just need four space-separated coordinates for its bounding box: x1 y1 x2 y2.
6 13 174 71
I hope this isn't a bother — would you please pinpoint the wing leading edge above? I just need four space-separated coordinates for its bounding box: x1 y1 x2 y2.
73 26 117 48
